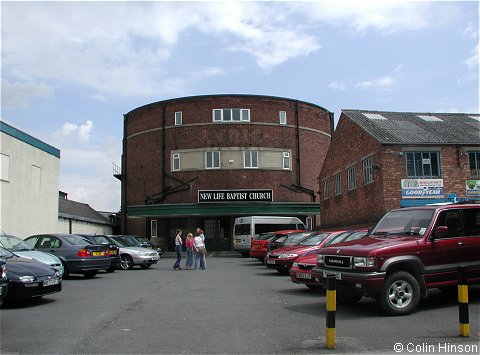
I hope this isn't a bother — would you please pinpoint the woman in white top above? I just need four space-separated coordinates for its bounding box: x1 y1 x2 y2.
193 228 206 270
173 229 183 270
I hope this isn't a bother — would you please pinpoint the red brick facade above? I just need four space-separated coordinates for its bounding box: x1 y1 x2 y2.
120 95 333 249
319 111 480 229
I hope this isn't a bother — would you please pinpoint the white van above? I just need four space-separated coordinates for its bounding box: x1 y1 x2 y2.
233 216 306 256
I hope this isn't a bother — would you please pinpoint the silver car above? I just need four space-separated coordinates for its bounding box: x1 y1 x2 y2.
109 236 160 270
0 234 64 277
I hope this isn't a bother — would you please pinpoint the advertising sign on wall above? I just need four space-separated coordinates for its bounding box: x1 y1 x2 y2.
198 189 273 203
401 179 445 199
466 180 480 196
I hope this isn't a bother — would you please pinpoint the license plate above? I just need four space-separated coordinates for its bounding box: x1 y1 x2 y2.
92 251 104 256
296 272 312 280
109 250 117 255
43 278 60 287
323 271 342 280
266 259 275 265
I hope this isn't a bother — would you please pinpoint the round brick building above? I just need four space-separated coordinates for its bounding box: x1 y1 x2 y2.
118 94 333 251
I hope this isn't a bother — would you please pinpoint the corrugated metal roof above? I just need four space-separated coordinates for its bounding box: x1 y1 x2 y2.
342 110 480 145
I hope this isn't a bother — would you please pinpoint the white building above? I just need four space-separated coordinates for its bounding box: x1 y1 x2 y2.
0 121 60 238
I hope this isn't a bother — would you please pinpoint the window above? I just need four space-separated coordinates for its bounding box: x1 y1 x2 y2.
279 111 287 124
405 152 440 177
175 112 182 125
172 153 180 171
244 150 258 168
347 165 357 190
213 109 250 122
1 154 10 182
322 178 330 200
206 151 220 169
334 173 342 196
363 157 374 185
469 152 480 177
151 220 158 238
282 152 291 170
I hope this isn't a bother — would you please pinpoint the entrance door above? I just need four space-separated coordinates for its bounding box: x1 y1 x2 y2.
204 219 230 251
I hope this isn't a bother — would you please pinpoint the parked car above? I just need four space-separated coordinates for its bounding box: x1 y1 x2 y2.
111 235 162 255
25 234 110 279
109 236 160 270
76 234 120 272
0 246 62 301
266 231 314 253
0 259 8 306
265 230 353 274
249 230 305 263
0 234 64 277
312 204 480 315
290 230 369 290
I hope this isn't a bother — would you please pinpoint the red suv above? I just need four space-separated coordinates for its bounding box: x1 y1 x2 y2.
312 204 480 315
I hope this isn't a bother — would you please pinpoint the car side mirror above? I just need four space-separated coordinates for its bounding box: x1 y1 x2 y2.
431 226 448 240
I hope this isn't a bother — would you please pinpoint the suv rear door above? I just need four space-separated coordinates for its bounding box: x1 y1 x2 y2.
461 207 480 282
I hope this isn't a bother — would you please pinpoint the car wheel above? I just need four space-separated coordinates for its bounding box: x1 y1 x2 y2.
140 264 151 269
62 262 70 279
120 255 134 270
378 271 420 316
83 271 98 278
106 267 116 273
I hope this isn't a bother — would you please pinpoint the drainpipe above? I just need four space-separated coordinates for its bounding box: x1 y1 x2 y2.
295 101 301 185
161 105 166 201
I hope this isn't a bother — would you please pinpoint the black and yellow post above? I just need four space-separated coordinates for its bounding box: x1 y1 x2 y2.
458 266 470 337
325 274 336 349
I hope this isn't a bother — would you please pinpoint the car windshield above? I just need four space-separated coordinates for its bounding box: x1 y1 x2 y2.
372 210 434 237
343 231 368 242
137 238 150 243
298 232 330 246
284 232 311 246
64 235 91 245
113 237 136 247
121 236 142 246
0 235 34 252
93 236 111 245
324 232 353 246
0 246 14 258
257 233 275 240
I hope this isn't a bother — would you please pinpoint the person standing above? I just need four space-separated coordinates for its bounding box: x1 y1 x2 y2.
184 233 194 270
193 228 206 270
173 229 183 270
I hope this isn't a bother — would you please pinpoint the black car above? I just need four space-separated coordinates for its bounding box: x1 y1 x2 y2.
0 259 8 306
76 234 121 272
25 234 110 278
0 247 62 301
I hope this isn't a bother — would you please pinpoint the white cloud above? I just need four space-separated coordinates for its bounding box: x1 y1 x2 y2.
356 76 395 90
465 43 479 71
1 79 53 109
56 120 94 144
328 81 347 91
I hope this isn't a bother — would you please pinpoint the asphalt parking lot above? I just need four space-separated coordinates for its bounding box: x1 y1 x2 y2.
1 255 479 354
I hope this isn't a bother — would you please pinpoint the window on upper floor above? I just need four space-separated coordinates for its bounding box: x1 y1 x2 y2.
205 151 221 169
468 151 480 177
172 153 180 171
334 173 342 196
322 178 330 200
279 111 287 125
347 165 357 190
244 150 258 168
213 108 250 122
363 156 374 185
175 112 182 126
405 151 440 178
282 152 291 170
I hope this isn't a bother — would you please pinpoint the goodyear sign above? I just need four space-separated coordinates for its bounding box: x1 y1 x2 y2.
401 179 444 199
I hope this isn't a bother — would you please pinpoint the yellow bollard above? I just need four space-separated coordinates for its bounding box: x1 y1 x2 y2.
458 266 470 337
326 274 336 349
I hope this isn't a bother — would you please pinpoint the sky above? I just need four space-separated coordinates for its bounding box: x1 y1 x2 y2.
1 0 479 212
